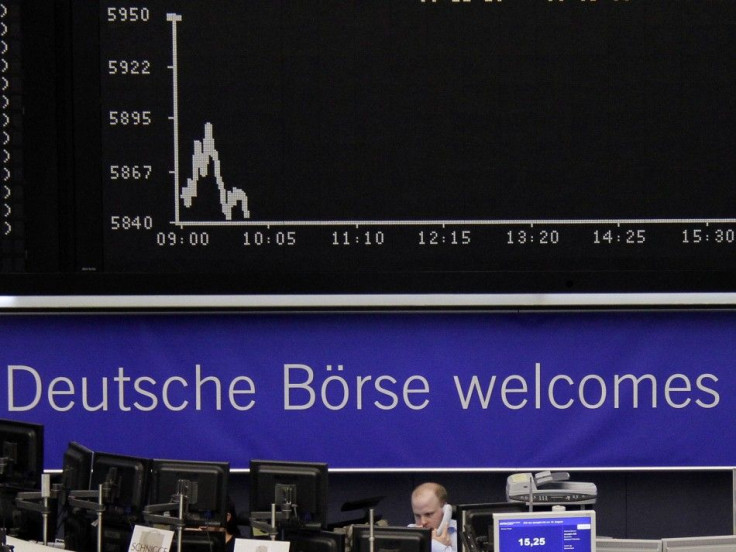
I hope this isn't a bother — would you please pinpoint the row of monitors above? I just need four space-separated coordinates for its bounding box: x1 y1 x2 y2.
0 419 329 530
227 522 735 552
61 525 430 552
63 442 231 527
124 526 435 552
363 525 736 552
84 511 736 552
0 417 233 528
5 421 734 552
64 443 329 529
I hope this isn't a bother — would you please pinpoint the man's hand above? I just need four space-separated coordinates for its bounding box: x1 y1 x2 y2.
431 528 451 548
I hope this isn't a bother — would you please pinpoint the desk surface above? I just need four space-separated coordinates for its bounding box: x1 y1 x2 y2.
6 536 64 552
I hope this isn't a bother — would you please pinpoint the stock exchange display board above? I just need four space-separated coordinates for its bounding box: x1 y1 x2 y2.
4 1 736 300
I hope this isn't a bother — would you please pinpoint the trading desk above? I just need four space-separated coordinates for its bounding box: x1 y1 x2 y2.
6 536 64 552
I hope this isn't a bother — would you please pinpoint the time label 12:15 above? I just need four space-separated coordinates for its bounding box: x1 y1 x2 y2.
418 230 471 245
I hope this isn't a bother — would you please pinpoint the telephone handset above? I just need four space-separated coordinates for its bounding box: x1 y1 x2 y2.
436 504 453 537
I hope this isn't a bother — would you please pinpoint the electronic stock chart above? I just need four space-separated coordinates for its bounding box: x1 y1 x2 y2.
99 1 736 291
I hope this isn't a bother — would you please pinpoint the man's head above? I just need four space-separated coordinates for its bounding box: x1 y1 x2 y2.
411 482 448 530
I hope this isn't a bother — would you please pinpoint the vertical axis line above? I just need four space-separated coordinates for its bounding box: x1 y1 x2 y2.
167 13 183 225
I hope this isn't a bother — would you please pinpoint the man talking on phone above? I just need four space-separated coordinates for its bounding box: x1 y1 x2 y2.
410 482 458 552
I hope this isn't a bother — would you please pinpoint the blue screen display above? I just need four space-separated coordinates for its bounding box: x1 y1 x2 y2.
495 512 595 552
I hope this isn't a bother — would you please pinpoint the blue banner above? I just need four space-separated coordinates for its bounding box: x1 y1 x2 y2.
0 312 734 470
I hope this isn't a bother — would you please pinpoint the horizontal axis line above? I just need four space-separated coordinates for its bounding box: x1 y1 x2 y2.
170 219 736 227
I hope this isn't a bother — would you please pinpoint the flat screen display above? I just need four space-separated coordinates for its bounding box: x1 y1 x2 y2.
6 1 736 301
494 511 596 552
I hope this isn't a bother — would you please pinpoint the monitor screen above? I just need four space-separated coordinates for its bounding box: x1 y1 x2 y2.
149 459 230 527
249 459 328 529
661 536 736 552
493 510 596 552
0 418 44 489
456 503 528 552
65 517 138 552
176 529 226 552
352 526 432 552
284 528 345 552
61 443 95 552
62 442 94 492
91 451 152 525
11 0 736 303
597 539 662 552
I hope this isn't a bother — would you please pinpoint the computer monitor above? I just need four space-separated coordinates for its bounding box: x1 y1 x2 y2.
352 526 432 552
100 525 135 552
661 536 736 552
175 529 226 552
0 418 44 489
249 459 328 529
456 502 528 552
60 443 94 552
597 539 662 552
62 442 94 491
149 459 230 527
493 510 596 552
284 528 345 552
91 451 152 525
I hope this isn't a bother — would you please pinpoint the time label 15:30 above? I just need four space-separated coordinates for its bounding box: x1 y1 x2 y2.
682 228 736 244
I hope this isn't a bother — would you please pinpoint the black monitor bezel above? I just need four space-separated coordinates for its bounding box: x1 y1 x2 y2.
492 510 596 552
249 459 329 529
62 441 94 492
284 528 345 552
149 458 230 527
91 450 152 522
175 528 226 552
456 502 529 552
352 525 432 552
0 418 44 489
